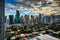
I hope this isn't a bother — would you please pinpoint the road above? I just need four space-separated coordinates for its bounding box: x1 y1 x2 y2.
40 34 60 40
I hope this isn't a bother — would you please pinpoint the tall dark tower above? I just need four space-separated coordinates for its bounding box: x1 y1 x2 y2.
0 0 4 40
9 15 14 24
15 10 20 23
31 15 34 25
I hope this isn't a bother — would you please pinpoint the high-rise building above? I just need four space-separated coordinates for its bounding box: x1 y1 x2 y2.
20 15 24 24
42 15 45 24
38 14 42 24
35 16 39 24
50 14 56 24
15 10 20 24
41 14 45 24
24 14 29 25
31 15 34 25
43 14 60 24
55 15 60 24
0 0 4 40
44 16 51 24
9 15 14 24
5 16 7 23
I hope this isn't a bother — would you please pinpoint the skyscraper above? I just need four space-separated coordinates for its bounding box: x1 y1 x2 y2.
41 14 44 24
55 15 60 24
5 16 7 23
15 10 20 24
50 14 56 24
20 15 24 24
38 14 42 24
9 15 14 24
31 15 34 25
24 14 29 25
0 0 4 40
35 16 39 24
44 16 51 24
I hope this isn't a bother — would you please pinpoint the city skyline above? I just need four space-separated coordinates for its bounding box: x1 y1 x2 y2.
5 10 60 25
4 0 60 40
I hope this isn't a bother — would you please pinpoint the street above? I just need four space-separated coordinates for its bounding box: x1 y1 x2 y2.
40 34 60 40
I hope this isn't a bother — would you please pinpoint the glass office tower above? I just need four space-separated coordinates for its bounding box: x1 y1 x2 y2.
9 15 14 24
15 10 20 24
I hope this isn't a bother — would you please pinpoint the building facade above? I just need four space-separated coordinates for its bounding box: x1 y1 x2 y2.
9 15 14 24
0 0 4 40
43 16 51 24
55 15 60 24
38 14 42 24
31 15 34 25
24 14 29 25
5 16 7 23
35 16 39 24
20 15 24 24
15 10 20 24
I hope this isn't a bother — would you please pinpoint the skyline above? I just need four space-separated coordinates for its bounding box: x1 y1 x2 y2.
5 0 60 16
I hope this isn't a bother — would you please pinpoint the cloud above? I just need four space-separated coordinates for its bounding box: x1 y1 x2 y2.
54 0 60 2
48 0 54 2
5 7 16 16
14 0 24 2
34 13 39 16
9 9 16 13
6 4 16 10
25 10 31 14
25 1 31 5
5 13 10 16
13 0 42 8
6 3 32 10
5 0 60 16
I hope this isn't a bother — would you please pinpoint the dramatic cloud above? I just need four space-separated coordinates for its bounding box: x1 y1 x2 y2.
14 0 42 8
5 0 60 16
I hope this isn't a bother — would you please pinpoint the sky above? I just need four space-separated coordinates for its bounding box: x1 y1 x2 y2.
5 0 60 16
